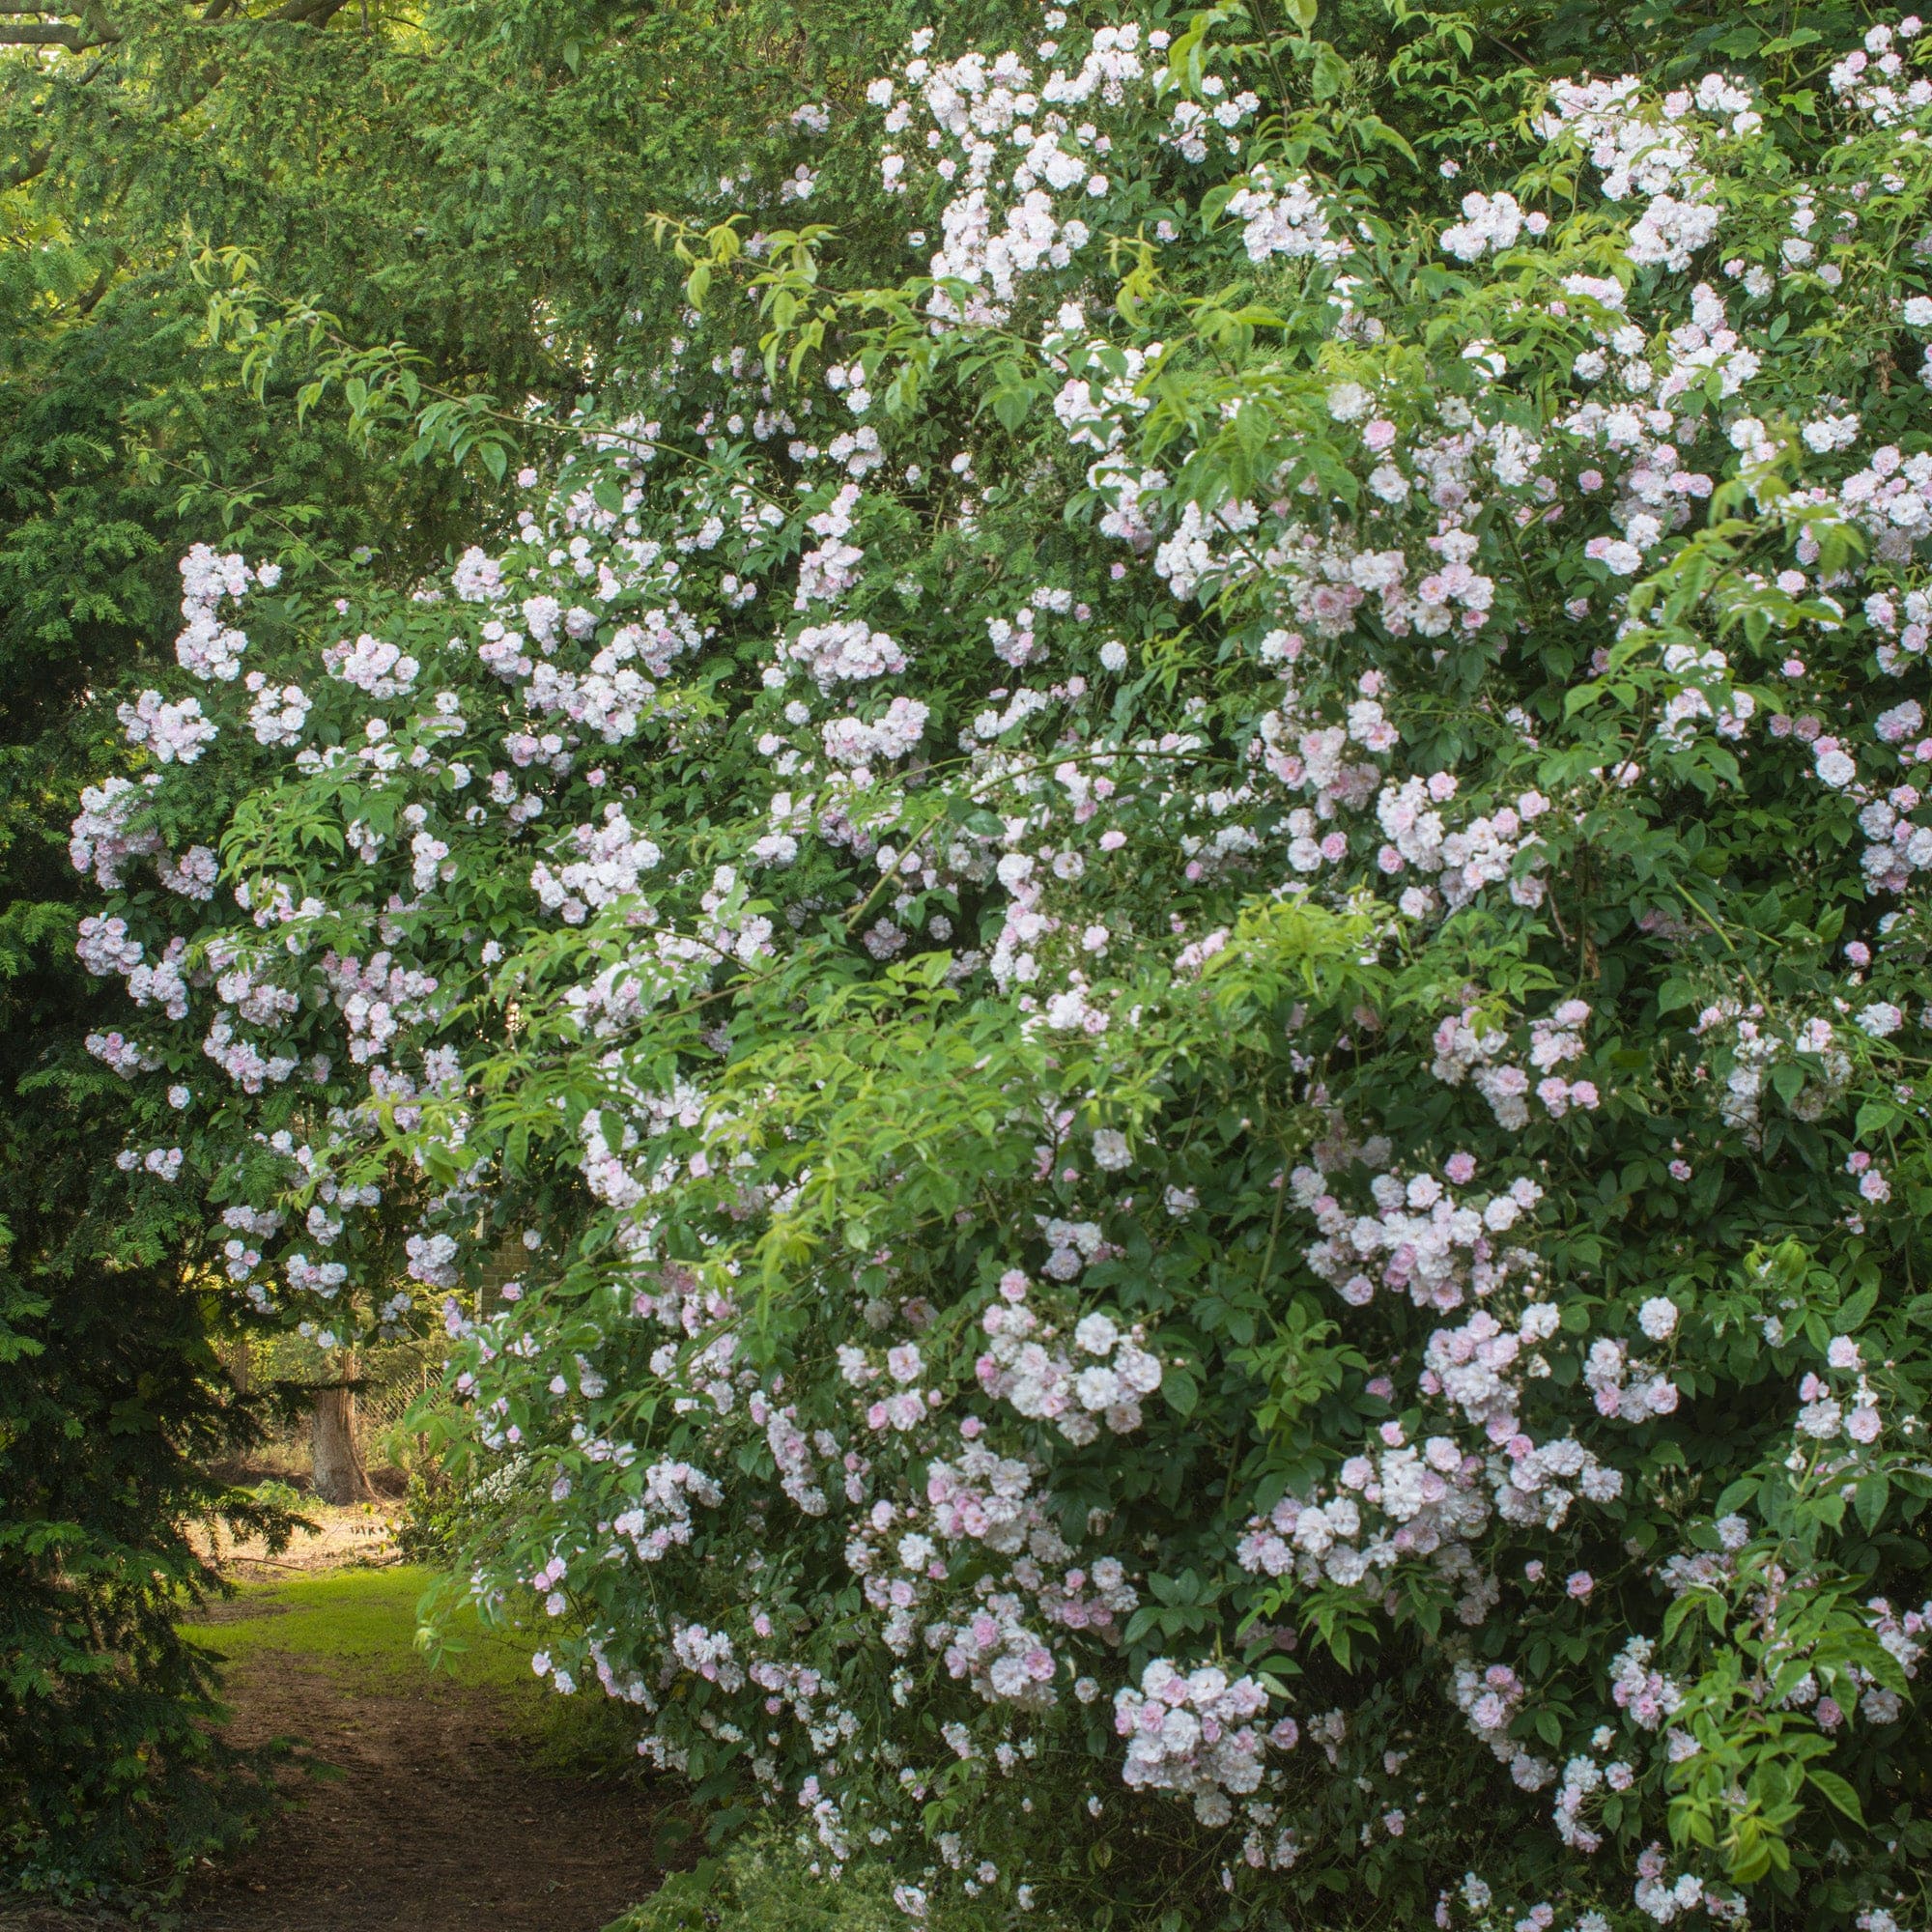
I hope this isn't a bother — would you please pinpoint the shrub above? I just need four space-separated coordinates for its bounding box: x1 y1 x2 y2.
396 1464 463 1565
618 1833 1057 1932
69 7 1932 1929
0 1218 286 1905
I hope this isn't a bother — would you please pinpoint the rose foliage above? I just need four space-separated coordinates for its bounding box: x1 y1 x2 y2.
68 6 1932 1929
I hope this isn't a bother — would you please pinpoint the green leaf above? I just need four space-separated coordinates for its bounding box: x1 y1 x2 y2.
1808 1769 1865 1827
991 385 1033 433
1854 1474 1890 1534
1309 47 1348 99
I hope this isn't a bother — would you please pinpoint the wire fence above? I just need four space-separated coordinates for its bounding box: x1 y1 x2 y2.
354 1341 447 1449
228 1236 531 1478
238 1333 450 1465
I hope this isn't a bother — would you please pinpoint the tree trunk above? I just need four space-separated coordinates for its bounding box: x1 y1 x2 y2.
311 1372 371 1504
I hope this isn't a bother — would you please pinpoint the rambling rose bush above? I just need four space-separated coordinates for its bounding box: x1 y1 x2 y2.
68 6 1932 1928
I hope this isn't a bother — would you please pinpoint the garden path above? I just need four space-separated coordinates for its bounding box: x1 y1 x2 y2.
173 1573 673 1932
0 1555 675 1932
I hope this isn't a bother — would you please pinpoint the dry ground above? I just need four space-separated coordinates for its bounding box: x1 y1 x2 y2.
189 1498 402 1579
174 1592 671 1931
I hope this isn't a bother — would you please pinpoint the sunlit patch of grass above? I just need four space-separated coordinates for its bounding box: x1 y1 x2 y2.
178 1564 645 1774
181 1565 519 1686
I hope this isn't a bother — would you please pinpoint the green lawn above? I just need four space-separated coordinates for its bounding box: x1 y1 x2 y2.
178 1564 642 1767
179 1564 531 1693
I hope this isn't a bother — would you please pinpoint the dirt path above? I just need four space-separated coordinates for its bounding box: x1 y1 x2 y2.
176 1595 670 1932
158 1561 676 1924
